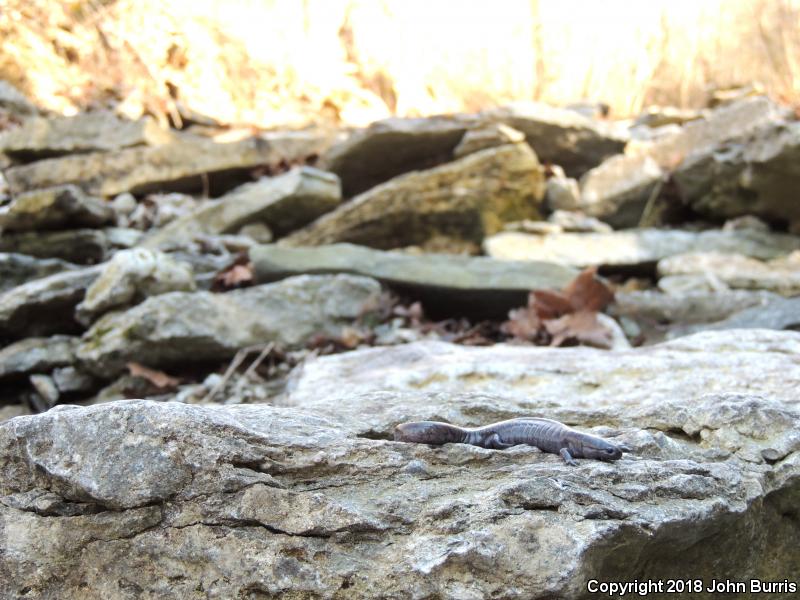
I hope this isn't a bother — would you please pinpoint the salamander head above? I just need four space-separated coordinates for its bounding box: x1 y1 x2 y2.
570 433 627 462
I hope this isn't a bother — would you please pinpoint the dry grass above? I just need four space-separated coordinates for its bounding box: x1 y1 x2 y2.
1 0 798 128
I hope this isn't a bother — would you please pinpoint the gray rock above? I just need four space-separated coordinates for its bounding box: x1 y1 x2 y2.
0 228 139 265
657 251 800 295
1 381 798 597
0 185 114 232
544 165 582 211
0 253 79 293
0 336 78 380
320 115 473 197
141 167 340 249
675 120 800 224
577 154 664 227
682 296 800 334
3 133 326 197
75 248 196 325
0 266 101 338
250 243 577 319
548 210 612 233
76 274 381 376
285 143 545 250
0 404 30 423
452 122 525 158
612 289 779 325
51 367 96 395
633 106 705 128
0 112 171 160
0 80 38 116
484 228 800 268
481 102 628 176
284 331 800 426
28 374 60 411
574 97 787 227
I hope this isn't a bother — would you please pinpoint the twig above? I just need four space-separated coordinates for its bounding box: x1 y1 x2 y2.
204 344 269 402
242 343 275 380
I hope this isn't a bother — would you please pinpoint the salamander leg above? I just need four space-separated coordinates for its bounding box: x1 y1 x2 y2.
483 433 514 450
559 448 578 466
617 444 632 453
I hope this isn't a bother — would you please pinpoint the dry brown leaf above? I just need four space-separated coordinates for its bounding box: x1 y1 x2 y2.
530 289 573 319
127 362 181 389
214 262 254 290
501 306 542 341
543 310 613 349
563 266 614 312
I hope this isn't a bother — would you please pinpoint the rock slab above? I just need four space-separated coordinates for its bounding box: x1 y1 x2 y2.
285 143 546 250
251 243 577 318
76 274 381 376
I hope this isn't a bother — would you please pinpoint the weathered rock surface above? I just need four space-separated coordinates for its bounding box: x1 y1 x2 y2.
452 122 525 158
0 112 171 160
681 296 800 335
0 336 78 380
612 289 779 325
4 133 326 197
2 335 799 598
320 115 473 197
0 266 101 339
482 102 628 176
284 331 800 427
484 228 800 268
657 251 800 295
675 120 800 225
0 228 141 264
251 243 577 318
574 97 787 227
543 166 581 211
76 274 381 376
0 253 79 293
141 167 341 249
75 248 196 325
285 143 545 250
577 154 663 227
0 185 114 232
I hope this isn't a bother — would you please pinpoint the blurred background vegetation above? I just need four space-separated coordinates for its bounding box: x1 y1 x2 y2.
1 0 798 128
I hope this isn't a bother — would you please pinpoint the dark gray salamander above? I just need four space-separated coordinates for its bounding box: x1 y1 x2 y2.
394 417 630 465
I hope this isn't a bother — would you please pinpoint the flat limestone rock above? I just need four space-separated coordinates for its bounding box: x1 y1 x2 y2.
75 248 196 325
250 243 577 319
575 96 787 227
141 167 341 249
284 143 546 250
481 102 628 176
0 80 38 116
484 228 800 268
675 120 800 224
76 274 381 376
284 331 800 432
320 115 474 197
0 335 78 380
612 289 779 325
0 185 114 232
3 133 326 197
0 253 79 293
657 251 800 295
0 266 102 339
680 296 800 335
0 228 140 264
0 112 171 160
1 385 797 597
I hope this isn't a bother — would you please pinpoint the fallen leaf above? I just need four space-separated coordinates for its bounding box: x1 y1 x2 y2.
543 310 613 349
563 266 614 312
127 362 181 389
213 258 254 290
